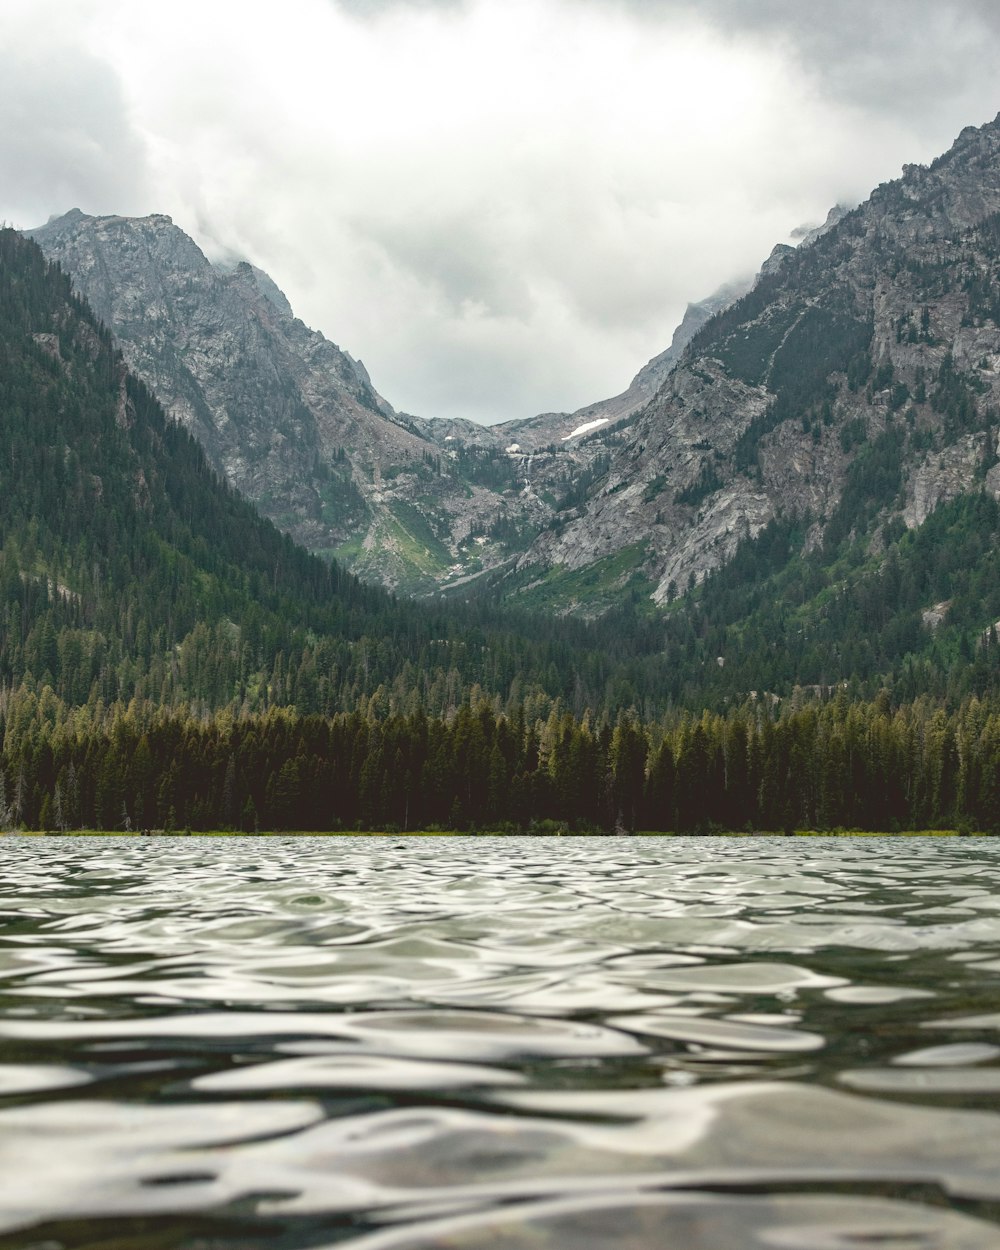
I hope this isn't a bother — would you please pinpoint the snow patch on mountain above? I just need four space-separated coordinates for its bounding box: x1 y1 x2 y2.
562 417 609 441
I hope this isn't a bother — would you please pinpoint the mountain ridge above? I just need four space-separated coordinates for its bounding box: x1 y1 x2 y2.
0 224 686 727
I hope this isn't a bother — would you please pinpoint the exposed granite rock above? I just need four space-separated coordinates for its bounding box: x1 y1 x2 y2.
793 204 851 249
922 600 951 630
30 211 387 545
33 209 703 593
627 277 753 397
758 243 797 281
904 434 989 528
29 209 749 595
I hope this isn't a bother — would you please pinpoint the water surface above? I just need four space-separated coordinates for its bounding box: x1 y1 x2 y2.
1 836 1000 1247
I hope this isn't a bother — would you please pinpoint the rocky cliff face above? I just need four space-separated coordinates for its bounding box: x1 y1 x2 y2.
507 116 1000 610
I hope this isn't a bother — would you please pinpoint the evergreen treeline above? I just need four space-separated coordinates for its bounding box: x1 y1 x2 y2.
1 688 998 833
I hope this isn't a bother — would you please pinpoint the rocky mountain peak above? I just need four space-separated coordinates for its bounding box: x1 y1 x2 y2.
28 210 572 592
220 258 294 320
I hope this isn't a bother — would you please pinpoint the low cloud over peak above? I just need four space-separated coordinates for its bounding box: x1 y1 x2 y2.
2 0 999 422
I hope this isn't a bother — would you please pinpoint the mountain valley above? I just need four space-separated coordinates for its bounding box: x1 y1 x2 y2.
29 209 647 595
34 135 1000 630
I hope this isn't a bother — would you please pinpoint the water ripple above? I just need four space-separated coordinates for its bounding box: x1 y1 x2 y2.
0 835 999 1247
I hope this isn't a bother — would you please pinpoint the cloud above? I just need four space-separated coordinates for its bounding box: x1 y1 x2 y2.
1 0 999 423
92 0 844 419
337 0 1000 135
0 6 148 228
335 0 467 13
602 0 1000 126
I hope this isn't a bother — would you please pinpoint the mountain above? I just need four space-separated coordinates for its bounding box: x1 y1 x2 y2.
410 277 752 459
27 210 449 583
11 177 1000 831
503 117 1000 616
30 112 1000 645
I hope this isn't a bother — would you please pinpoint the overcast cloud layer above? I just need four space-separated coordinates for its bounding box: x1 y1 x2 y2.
2 0 999 423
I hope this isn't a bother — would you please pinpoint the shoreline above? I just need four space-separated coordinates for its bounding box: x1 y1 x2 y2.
4 828 992 838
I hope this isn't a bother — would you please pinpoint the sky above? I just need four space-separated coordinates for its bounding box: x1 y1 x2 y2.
2 1 1000 424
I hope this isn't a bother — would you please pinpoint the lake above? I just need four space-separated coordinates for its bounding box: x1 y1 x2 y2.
1 836 1000 1248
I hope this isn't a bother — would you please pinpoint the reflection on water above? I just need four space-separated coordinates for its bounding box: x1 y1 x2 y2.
0 836 1000 1247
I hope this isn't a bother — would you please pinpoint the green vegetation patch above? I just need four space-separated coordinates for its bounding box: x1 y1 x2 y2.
386 501 453 575
676 461 723 508
514 544 653 614
641 474 668 504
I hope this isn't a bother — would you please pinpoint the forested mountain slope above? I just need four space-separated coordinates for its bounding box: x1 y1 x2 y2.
0 227 675 722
